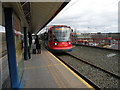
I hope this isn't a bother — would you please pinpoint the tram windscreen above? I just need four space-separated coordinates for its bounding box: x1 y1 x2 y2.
52 27 71 42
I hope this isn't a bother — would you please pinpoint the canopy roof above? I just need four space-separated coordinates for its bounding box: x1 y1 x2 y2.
3 1 70 34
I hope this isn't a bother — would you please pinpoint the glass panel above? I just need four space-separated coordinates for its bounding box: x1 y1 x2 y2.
52 27 71 42
14 14 24 84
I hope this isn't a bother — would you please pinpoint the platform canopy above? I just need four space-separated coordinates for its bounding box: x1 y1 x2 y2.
2 0 70 34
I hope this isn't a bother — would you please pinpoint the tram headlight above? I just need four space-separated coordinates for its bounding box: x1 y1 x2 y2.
68 42 71 44
54 43 58 45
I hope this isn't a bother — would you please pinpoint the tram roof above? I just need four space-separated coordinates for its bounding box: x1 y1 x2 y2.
2 1 70 34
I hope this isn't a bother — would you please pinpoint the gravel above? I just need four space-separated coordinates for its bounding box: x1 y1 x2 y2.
68 45 119 77
56 54 119 88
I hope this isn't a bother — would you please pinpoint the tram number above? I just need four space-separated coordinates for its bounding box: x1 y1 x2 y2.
55 28 61 30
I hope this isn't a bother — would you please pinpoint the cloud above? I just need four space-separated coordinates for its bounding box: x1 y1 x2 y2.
48 0 119 33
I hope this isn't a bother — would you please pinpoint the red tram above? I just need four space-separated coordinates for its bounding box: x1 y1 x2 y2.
46 25 72 52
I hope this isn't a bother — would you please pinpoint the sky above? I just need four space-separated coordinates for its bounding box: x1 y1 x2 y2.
45 0 119 33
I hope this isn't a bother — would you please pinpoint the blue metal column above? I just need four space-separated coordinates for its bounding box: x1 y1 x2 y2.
4 8 19 88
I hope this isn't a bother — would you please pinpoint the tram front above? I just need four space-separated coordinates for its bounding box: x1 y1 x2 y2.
50 25 72 52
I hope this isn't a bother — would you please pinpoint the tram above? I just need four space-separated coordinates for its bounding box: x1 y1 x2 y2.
45 25 72 53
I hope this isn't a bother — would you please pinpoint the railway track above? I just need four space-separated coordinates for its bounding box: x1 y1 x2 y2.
54 53 119 89
74 44 119 51
71 45 119 77
67 52 119 78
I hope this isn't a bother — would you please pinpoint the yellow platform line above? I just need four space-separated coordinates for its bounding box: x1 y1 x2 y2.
48 51 94 89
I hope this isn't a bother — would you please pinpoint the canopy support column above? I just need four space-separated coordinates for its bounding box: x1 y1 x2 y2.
4 8 19 88
24 27 29 60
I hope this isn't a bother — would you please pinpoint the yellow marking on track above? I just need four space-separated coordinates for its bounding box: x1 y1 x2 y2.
25 63 62 70
48 51 94 89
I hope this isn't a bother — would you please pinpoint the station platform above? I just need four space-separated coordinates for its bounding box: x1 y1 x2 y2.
24 46 93 88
